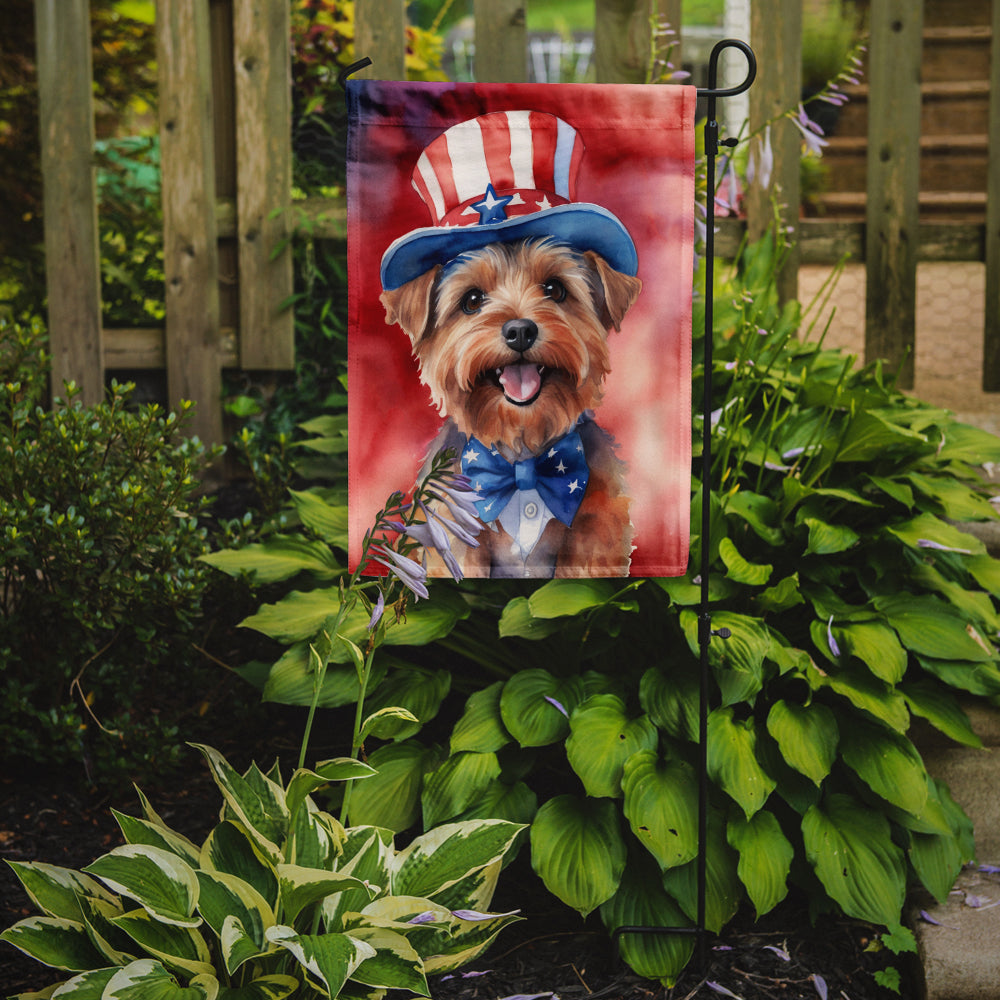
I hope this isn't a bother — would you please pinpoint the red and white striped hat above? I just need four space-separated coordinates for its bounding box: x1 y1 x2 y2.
380 110 637 290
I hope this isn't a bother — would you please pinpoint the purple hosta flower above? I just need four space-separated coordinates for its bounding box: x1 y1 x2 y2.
919 909 958 929
917 538 973 555
497 994 557 1000
763 944 790 962
812 974 828 1000
422 498 480 548
746 124 774 191
451 908 521 921
369 544 429 600
384 507 464 582
715 158 741 215
791 104 829 157
367 590 385 631
707 982 742 999
407 911 438 925
827 616 842 658
544 695 569 718
979 864 1000 874
441 970 493 982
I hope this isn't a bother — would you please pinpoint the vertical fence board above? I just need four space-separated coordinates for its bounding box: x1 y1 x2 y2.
746 0 801 304
474 0 527 82
983 0 1000 389
355 0 406 80
594 0 653 83
157 0 223 444
864 0 923 389
34 0 103 404
233 0 294 369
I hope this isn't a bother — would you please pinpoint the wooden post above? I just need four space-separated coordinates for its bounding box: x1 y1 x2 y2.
157 0 223 444
864 0 923 390
594 0 654 84
983 0 1000 390
34 0 104 405
354 0 406 80
474 0 527 82
233 0 294 369
746 0 801 305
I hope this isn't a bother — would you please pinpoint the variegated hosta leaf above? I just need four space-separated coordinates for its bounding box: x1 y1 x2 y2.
344 926 429 995
765 700 838 786
4 861 118 922
195 871 274 974
0 916 107 971
362 667 451 741
213 974 299 999
565 695 658 799
83 846 200 928
420 751 502 829
706 707 776 819
285 760 375 824
276 864 376 925
450 681 511 754
77 894 136 966
391 820 524 901
727 810 793 917
499 669 584 747
288 801 344 870
101 958 218 999
529 795 626 917
621 751 699 871
423 859 501 916
45 966 118 997
421 906 523 975
802 793 906 926
838 718 929 817
599 854 694 987
265 926 375 998
110 908 214 979
200 822 278 910
323 829 393 931
112 811 202 868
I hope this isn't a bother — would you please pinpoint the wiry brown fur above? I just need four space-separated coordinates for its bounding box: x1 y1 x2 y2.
381 237 642 577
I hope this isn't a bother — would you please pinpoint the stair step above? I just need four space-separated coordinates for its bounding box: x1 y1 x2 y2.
922 25 993 83
812 190 987 222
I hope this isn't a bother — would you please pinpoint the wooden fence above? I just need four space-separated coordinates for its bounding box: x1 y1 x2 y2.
33 0 1000 445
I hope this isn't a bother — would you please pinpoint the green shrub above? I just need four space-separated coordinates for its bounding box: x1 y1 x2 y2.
0 316 221 784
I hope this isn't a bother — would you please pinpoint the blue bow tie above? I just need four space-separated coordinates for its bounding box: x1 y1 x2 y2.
460 431 589 526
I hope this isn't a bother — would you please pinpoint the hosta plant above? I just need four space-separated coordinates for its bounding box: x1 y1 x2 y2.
1 743 523 999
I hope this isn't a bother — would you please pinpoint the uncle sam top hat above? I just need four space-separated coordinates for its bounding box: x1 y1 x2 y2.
380 110 639 291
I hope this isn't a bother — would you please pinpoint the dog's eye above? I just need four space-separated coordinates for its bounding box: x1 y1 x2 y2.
542 278 567 302
460 288 486 314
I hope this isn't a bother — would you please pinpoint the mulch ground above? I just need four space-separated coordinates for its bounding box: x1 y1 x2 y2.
1 740 914 1000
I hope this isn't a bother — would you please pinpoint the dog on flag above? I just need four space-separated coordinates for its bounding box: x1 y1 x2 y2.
379 110 641 578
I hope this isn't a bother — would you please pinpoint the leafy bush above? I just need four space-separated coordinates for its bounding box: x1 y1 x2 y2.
0 317 220 784
1 743 524 998
213 233 1000 984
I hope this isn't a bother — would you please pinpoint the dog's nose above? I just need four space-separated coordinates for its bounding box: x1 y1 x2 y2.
502 318 538 354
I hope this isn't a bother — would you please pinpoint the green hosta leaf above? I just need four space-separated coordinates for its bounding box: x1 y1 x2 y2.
839 718 929 816
421 751 502 828
639 664 698 743
530 795 626 917
809 661 910 732
916 655 1000 697
362 667 451 740
4 862 118 922
83 846 200 928
724 490 784 545
265 926 375 997
718 537 772 585
216 975 299 999
497 596 565 639
621 751 699 871
935 421 1000 464
874 594 995 662
901 680 982 748
111 908 214 978
835 621 907 684
661 810 741 933
450 682 511 754
727 811 793 918
911 562 1000 633
654 573 737 606
195 871 273 974
599 853 694 987
499 670 584 747
909 828 966 905
200 535 340 584
835 410 927 463
392 820 524 901
347 740 442 832
527 579 617 618
346 926 428 994
565 695 658 798
103 959 218 999
112 812 201 868
967 553 1000 597
453 779 538 827
191 746 287 863
359 706 421 742
200 822 278 910
802 517 859 556
905 472 998 522
765 700 838 786
277 865 374 925
755 573 804 614
885 512 985 556
288 488 348 545
707 708 776 818
260 643 386 709
802 793 906 926
0 916 107 971
680 610 770 706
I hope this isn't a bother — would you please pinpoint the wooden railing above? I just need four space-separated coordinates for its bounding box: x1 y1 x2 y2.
32 0 1000 445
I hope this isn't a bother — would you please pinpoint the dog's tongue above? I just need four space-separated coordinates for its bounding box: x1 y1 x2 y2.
499 362 541 403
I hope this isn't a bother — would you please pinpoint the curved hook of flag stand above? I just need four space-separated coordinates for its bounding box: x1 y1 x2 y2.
612 38 756 973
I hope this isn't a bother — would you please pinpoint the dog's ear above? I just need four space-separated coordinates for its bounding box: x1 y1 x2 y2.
380 266 441 346
584 251 642 332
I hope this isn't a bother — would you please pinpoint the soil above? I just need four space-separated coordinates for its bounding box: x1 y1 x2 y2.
0 742 914 1000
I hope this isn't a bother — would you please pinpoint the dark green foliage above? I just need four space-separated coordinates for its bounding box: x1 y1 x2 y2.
0 317 220 784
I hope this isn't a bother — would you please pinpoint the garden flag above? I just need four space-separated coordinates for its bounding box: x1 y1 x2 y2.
347 80 696 578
